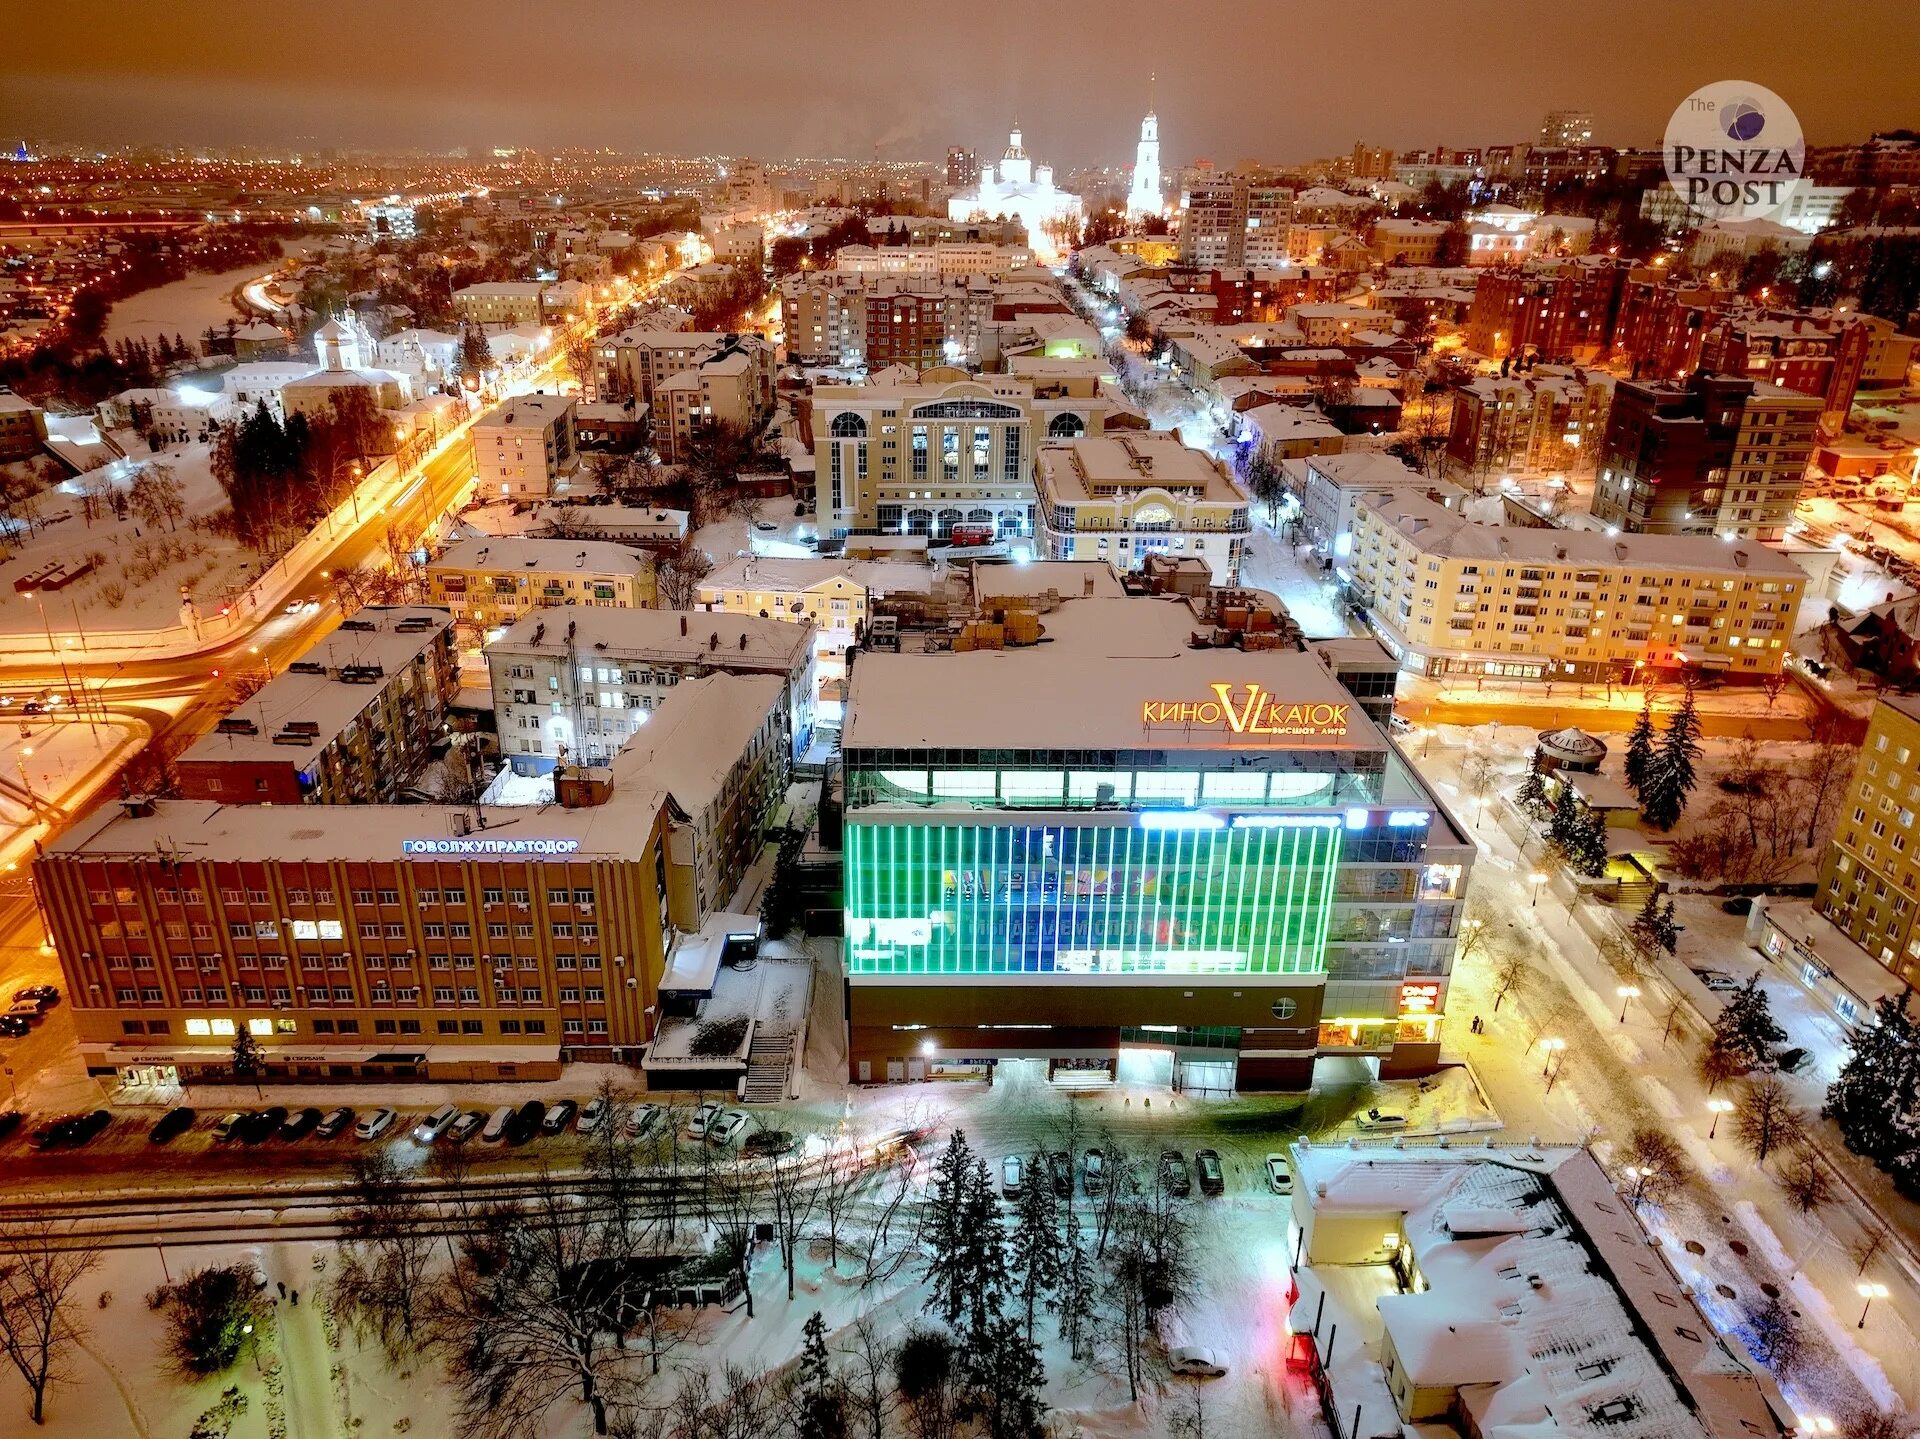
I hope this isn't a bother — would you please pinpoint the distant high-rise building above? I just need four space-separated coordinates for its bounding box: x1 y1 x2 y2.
1178 173 1293 268
1350 142 1394 179
1538 109 1596 147
723 158 774 216
945 146 978 189
1127 76 1162 219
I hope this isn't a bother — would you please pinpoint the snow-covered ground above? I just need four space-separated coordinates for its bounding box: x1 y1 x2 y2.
0 436 267 636
1235 522 1357 637
104 263 277 350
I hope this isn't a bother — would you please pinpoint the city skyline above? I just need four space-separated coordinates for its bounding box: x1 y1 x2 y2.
4 0 1918 164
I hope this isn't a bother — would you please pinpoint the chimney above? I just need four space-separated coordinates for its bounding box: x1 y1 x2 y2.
679 614 688 636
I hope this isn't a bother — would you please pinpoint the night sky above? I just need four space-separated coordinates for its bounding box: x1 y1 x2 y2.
4 0 1916 164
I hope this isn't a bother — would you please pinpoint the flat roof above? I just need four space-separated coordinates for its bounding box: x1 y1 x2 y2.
701 556 936 596
1037 433 1243 505
969 560 1126 601
1357 491 1806 577
429 536 652 577
487 603 813 671
475 394 573 429
180 607 453 767
843 596 1384 753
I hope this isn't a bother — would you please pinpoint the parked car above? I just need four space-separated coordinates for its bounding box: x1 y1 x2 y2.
481 1105 515 1143
685 1102 723 1139
707 1110 750 1146
12 985 58 1008
505 1100 546 1144
1047 1151 1071 1197
413 1104 460 1143
624 1102 662 1138
0 1016 31 1038
0 1110 25 1141
355 1108 397 1141
1168 1346 1227 1378
1195 1149 1224 1196
1001 1154 1025 1197
4 1000 44 1023
449 1111 486 1143
1720 896 1753 916
35 1110 111 1150
1775 1046 1810 1073
212 1111 248 1142
541 1100 578 1135
577 1097 609 1134
743 1129 795 1158
243 1107 288 1143
1355 1107 1409 1132
315 1106 355 1139
1159 1150 1192 1197
1693 968 1741 992
280 1107 323 1141
1265 1152 1294 1195
1083 1146 1107 1194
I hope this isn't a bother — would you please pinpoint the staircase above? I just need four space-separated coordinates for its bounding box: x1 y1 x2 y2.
742 1026 795 1104
1049 1067 1114 1092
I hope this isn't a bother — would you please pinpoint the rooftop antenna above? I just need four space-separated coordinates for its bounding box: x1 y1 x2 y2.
1149 72 1156 114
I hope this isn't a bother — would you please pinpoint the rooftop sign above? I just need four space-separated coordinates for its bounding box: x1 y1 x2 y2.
402 838 582 856
1141 683 1348 740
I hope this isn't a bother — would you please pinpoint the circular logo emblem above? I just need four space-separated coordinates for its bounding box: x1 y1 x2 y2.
1664 80 1804 223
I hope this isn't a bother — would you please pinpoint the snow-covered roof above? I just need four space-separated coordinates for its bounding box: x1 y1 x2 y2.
618 672 783 817
428 536 651 578
842 596 1385 755
701 556 935 598
487 603 812 672
475 393 573 430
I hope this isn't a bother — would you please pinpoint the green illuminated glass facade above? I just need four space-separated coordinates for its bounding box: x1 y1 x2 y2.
844 819 1342 977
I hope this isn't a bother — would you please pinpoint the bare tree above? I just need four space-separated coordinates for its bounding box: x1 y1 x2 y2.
1848 1226 1891 1277
1620 1127 1686 1205
1746 1293 1804 1375
0 1220 102 1425
331 1149 438 1368
1802 737 1858 849
704 1146 761 1320
1839 1406 1914 1439
1489 948 1530 1013
813 1124 865 1273
1778 1148 1834 1214
1734 1076 1804 1165
129 462 188 533
839 1314 898 1439
654 536 714 610
765 1149 819 1302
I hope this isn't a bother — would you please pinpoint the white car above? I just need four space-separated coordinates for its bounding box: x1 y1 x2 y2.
576 1097 609 1134
1264 1152 1293 1195
481 1104 515 1143
685 1102 722 1139
625 1102 662 1138
355 1108 397 1141
1002 1154 1024 1197
707 1110 750 1146
413 1104 459 1143
1168 1346 1227 1378
1355 1107 1409 1132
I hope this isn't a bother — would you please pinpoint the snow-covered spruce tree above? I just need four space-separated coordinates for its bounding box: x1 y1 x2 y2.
1516 759 1551 820
1007 1153 1060 1346
1547 784 1582 859
1624 700 1657 795
1823 992 1920 1166
1640 684 1702 831
1565 804 1610 879
1707 975 1787 1078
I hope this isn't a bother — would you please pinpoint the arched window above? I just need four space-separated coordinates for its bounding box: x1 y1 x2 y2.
828 412 867 438
1048 412 1086 439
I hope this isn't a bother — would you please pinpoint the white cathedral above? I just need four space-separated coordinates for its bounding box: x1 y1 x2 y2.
947 124 1084 258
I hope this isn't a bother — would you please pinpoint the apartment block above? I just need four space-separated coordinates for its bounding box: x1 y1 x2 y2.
1592 373 1819 543
0 388 47 461
178 608 458 806
1447 368 1615 477
1816 695 1920 986
474 393 578 500
453 282 548 329
426 537 655 630
487 604 819 772
1463 259 1628 361
1349 489 1802 683
1179 175 1294 269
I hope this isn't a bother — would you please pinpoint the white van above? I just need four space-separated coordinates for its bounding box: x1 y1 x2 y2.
481 1104 515 1143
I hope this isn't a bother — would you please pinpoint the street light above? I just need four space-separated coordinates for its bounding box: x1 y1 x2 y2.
1856 1281 1888 1329
1706 1097 1733 1139
1616 985 1641 1023
1528 871 1548 908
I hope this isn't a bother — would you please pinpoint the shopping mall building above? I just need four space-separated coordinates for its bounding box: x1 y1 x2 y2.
839 594 1475 1091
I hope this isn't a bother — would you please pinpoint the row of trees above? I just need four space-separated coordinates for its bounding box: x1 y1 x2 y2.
208 390 386 553
1825 992 1920 1197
